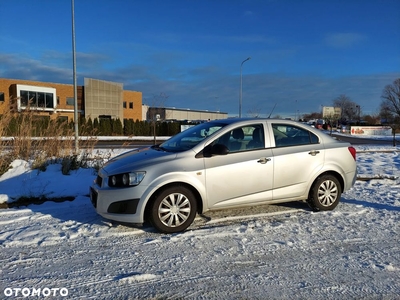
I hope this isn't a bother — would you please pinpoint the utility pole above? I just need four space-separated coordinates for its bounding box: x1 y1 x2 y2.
239 57 251 118
72 0 79 153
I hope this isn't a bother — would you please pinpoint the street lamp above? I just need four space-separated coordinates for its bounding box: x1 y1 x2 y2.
71 0 79 153
239 57 251 118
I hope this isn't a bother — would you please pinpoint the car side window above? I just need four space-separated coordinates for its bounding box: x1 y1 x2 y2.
214 124 265 153
272 124 318 147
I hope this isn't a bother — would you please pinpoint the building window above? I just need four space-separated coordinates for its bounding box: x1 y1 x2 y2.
57 96 60 105
0 92 4 102
20 90 29 106
20 90 55 108
66 97 75 106
123 101 127 108
16 84 56 111
129 102 133 109
45 93 54 108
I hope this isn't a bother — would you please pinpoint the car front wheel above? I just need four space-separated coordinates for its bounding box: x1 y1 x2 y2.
149 186 197 233
307 175 341 211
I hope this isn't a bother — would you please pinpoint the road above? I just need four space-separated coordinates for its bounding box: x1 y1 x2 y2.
330 132 398 145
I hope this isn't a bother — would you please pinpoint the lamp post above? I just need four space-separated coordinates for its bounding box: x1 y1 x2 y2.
71 0 79 153
239 57 251 118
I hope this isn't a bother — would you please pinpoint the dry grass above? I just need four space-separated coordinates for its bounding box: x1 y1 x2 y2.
0 98 99 176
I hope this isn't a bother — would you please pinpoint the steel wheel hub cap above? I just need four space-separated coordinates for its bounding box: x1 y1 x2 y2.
318 180 338 206
158 193 191 227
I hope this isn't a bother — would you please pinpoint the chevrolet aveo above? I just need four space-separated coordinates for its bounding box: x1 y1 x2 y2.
90 118 357 233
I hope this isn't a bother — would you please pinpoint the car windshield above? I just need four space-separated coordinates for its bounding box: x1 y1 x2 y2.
157 122 226 152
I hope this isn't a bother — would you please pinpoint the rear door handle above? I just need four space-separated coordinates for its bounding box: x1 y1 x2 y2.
257 157 271 164
308 150 320 156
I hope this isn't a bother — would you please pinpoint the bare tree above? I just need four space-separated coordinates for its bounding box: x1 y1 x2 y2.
380 78 400 146
381 78 400 118
332 94 359 122
380 101 394 123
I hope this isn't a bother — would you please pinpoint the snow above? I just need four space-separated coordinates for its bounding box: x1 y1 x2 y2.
1 143 400 299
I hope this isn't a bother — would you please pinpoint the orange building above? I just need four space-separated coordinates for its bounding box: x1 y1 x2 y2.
0 77 142 122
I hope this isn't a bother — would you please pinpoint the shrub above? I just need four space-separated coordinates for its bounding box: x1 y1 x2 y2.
0 97 99 177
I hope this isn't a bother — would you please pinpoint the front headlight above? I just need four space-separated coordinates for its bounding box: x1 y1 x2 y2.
108 171 146 187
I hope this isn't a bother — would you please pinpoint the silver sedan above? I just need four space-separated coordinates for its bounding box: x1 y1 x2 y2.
90 118 357 233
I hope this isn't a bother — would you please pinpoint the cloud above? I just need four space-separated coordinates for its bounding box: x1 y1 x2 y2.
324 33 367 48
0 53 72 83
1 52 399 118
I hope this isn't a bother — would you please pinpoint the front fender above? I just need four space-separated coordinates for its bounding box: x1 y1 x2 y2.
136 171 208 220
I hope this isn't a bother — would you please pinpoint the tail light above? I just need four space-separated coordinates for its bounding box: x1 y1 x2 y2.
348 146 356 160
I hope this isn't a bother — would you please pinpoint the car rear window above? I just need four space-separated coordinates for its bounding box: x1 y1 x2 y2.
272 124 319 147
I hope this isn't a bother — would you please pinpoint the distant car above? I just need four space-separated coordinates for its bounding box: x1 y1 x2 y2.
90 118 357 233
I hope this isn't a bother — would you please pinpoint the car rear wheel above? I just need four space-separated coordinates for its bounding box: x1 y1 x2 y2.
149 186 197 233
307 175 341 211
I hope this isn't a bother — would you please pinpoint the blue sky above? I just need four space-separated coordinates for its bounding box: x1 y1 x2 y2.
1 0 399 118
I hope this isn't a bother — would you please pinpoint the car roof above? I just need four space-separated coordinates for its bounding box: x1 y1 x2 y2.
209 118 341 144
209 118 300 125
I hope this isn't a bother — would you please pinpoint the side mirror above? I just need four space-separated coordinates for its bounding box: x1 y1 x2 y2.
203 143 229 157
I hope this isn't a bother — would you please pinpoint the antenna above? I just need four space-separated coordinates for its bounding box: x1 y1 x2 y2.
268 103 277 118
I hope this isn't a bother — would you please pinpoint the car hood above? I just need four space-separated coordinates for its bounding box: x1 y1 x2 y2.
102 146 178 176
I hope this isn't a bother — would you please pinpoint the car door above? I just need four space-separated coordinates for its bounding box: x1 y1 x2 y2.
203 123 274 210
269 123 325 200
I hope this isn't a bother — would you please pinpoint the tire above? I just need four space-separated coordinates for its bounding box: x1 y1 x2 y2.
148 186 197 233
307 175 341 211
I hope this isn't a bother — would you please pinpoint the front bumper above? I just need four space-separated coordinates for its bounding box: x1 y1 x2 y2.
90 184 146 224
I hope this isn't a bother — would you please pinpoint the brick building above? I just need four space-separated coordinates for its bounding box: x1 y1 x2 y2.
0 77 142 122
145 106 227 122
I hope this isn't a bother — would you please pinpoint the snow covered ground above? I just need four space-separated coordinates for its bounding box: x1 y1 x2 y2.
0 143 399 299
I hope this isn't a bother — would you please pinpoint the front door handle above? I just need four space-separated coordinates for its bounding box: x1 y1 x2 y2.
308 150 320 156
257 157 271 164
